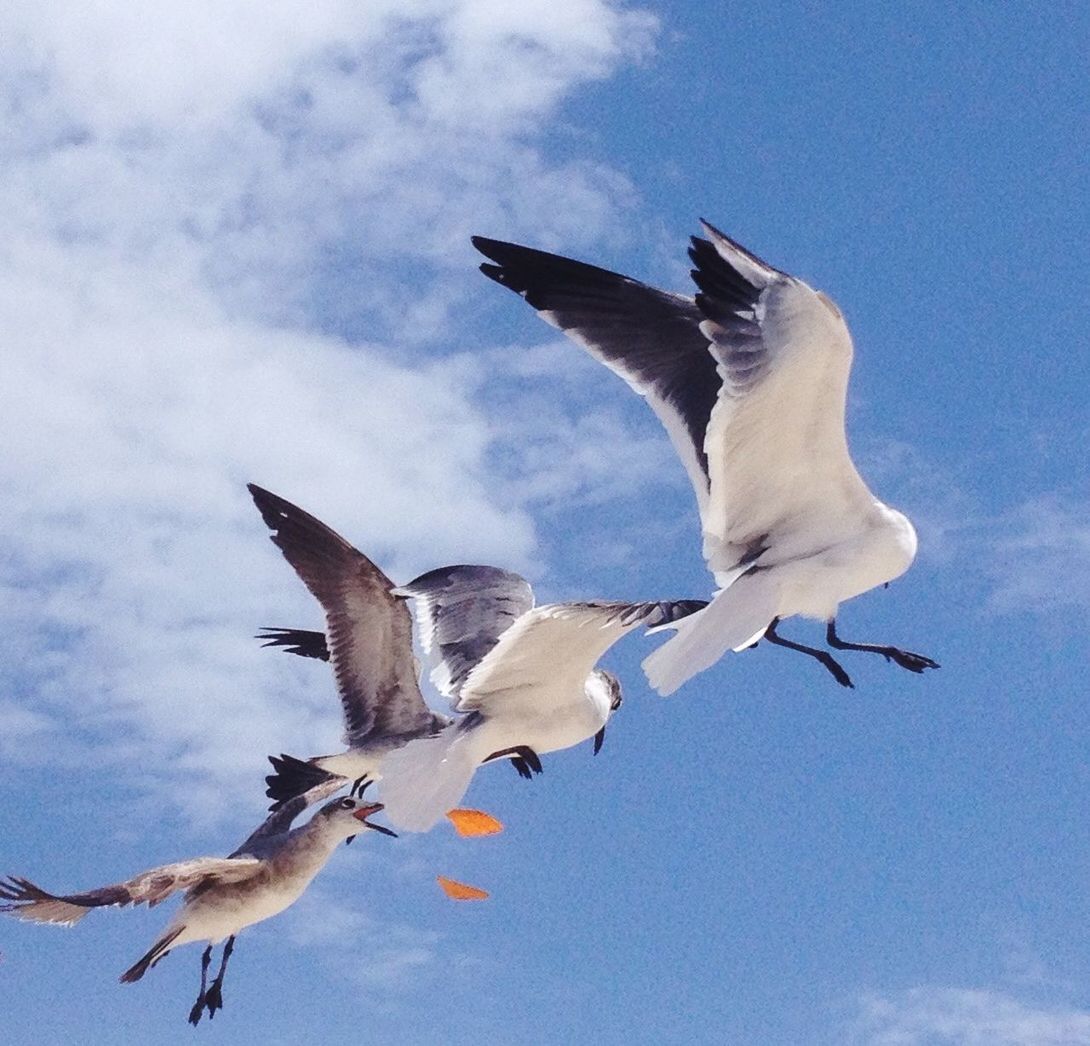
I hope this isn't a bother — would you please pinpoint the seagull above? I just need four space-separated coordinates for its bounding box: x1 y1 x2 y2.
0 792 395 1025
473 222 939 693
248 484 704 829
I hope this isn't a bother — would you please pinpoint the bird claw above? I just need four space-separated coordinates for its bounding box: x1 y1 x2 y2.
205 982 224 1019
187 998 206 1027
887 649 940 673
825 660 855 688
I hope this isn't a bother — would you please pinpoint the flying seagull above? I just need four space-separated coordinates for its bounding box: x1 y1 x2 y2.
0 792 395 1025
248 484 704 829
473 222 939 693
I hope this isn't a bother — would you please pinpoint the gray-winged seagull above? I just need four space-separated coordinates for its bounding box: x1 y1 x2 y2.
248 484 704 830
0 792 395 1025
473 222 939 693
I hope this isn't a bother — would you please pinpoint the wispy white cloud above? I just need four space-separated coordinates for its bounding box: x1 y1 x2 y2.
0 1 660 820
849 986 1090 1046
986 496 1090 616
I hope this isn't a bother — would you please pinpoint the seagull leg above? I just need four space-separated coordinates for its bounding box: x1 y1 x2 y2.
203 936 235 1020
187 945 213 1026
764 618 854 688
485 746 544 778
350 776 372 797
826 621 940 674
510 757 533 780
592 727 606 755
514 746 543 774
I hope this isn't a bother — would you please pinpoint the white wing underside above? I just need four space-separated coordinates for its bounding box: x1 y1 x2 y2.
454 604 640 717
699 279 875 577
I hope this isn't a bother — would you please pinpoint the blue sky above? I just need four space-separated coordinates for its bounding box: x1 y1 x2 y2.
2 2 1089 1043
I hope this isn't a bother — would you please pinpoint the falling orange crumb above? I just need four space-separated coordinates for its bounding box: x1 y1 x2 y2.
437 876 490 901
445 808 504 837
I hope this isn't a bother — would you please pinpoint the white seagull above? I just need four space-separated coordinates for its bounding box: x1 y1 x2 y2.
473 222 939 693
248 484 704 830
0 792 395 1025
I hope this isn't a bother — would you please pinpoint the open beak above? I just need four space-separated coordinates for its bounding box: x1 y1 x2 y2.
352 803 398 837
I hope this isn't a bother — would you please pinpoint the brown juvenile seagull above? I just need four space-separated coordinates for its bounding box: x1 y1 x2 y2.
1 793 395 1025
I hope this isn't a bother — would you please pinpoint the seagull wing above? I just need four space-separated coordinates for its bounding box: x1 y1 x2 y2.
687 222 876 575
394 565 535 703
473 236 719 515
248 484 441 744
455 601 702 717
0 857 263 926
229 795 309 857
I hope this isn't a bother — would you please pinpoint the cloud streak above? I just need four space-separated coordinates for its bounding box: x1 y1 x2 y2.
850 986 1090 1046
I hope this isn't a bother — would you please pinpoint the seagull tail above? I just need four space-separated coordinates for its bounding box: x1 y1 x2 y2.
265 753 342 810
642 571 782 695
378 728 478 833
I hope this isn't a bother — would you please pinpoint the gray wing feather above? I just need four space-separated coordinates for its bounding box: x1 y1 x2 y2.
248 485 442 744
394 565 534 703
229 796 309 858
0 857 263 926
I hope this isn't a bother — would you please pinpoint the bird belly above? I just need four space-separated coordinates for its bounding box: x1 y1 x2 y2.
775 522 916 621
180 872 309 944
491 700 603 757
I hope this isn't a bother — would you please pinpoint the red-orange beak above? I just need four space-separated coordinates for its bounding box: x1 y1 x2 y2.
352 802 397 837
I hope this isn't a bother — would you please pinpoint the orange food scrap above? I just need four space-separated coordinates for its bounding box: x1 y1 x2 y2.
446 808 504 838
437 876 490 901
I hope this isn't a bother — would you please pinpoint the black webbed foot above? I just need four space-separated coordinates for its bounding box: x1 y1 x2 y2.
204 981 224 1020
884 648 941 673
188 997 207 1027
510 756 533 780
825 622 939 676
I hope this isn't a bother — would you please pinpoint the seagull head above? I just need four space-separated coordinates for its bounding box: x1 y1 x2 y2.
320 795 399 841
587 668 623 714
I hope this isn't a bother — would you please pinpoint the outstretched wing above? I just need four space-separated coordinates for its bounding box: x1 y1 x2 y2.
0 857 263 927
475 225 875 579
248 484 442 744
455 600 705 716
474 235 719 515
229 795 310 858
394 565 535 704
688 222 874 576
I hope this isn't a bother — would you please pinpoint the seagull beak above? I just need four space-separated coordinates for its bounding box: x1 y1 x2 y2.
352 803 398 837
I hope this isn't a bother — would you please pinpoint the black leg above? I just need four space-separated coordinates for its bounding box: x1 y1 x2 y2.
204 936 235 1020
485 746 544 777
350 776 371 797
514 746 542 774
592 727 606 755
187 945 213 1026
826 621 940 674
764 618 854 688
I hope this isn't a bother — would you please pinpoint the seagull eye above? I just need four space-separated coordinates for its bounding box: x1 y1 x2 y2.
339 798 356 810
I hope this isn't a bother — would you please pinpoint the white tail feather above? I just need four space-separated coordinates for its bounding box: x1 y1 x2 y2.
378 728 479 832
642 571 782 695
